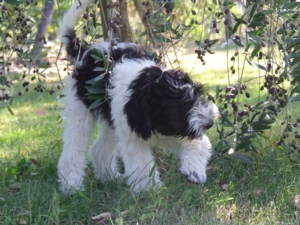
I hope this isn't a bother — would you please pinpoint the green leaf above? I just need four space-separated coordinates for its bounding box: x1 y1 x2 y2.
208 39 219 46
4 0 21 4
235 140 252 151
282 2 300 10
221 114 233 127
291 94 300 102
248 2 258 20
248 18 264 28
259 118 276 125
88 98 105 110
234 153 252 164
250 44 261 59
215 140 223 152
139 30 147 37
224 131 235 138
93 67 105 72
86 95 102 100
231 17 247 35
281 142 290 153
251 61 267 71
290 55 300 67
288 51 300 60
94 34 104 39
85 87 106 94
206 49 215 54
255 26 265 36
247 144 257 152
90 54 102 63
290 86 300 96
85 78 95 86
238 133 256 140
95 73 106 82
251 122 272 130
7 106 14 115
291 72 300 83
93 13 97 28
266 105 278 114
262 9 275 15
36 63 51 69
278 10 295 15
232 37 244 47
291 73 300 85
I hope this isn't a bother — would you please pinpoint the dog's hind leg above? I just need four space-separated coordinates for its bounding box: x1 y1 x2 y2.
88 120 119 182
57 77 95 193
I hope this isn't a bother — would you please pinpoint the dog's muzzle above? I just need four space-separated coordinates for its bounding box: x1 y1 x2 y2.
204 120 214 130
188 100 219 137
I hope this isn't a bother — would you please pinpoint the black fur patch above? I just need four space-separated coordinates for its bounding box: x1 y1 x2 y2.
111 45 156 63
63 28 86 60
64 37 206 138
124 66 204 140
64 39 156 126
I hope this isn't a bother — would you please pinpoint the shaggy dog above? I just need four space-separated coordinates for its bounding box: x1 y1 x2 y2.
57 0 219 193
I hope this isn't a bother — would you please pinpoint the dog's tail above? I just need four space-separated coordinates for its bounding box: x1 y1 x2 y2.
59 0 93 58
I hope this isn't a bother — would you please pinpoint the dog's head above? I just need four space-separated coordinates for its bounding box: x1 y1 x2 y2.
124 65 219 140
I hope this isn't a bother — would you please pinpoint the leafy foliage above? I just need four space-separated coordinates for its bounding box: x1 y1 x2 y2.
0 0 69 112
210 0 300 162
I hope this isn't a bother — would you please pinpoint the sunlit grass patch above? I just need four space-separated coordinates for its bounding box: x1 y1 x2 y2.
0 86 62 161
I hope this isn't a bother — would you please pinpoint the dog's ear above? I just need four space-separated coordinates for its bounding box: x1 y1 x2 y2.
123 67 156 140
124 66 204 140
150 68 203 101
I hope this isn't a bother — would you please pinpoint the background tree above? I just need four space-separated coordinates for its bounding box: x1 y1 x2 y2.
31 0 55 64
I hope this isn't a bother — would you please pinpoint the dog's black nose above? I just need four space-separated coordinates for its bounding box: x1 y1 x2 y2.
204 121 214 130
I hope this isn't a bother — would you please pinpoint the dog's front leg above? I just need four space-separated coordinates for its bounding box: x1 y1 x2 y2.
118 136 161 192
177 135 212 184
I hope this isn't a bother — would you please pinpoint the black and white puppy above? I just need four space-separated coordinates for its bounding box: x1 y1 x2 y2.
57 0 219 193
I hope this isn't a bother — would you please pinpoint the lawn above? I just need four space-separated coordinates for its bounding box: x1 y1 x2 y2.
1 50 300 225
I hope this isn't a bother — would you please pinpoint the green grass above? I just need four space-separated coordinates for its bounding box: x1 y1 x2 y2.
1 53 300 225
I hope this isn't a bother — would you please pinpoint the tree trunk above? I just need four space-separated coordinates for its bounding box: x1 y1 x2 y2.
100 0 109 40
118 0 132 42
31 0 54 64
99 0 122 40
133 0 148 26
132 0 155 45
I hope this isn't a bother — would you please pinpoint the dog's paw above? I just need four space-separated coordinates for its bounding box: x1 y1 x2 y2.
58 174 85 194
179 164 207 184
59 182 85 195
128 170 162 193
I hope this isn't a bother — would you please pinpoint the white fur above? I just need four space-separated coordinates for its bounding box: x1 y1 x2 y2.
57 0 218 193
150 135 212 184
59 0 93 46
58 59 217 193
188 101 220 137
57 76 95 193
108 59 161 192
88 120 119 181
176 135 212 183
